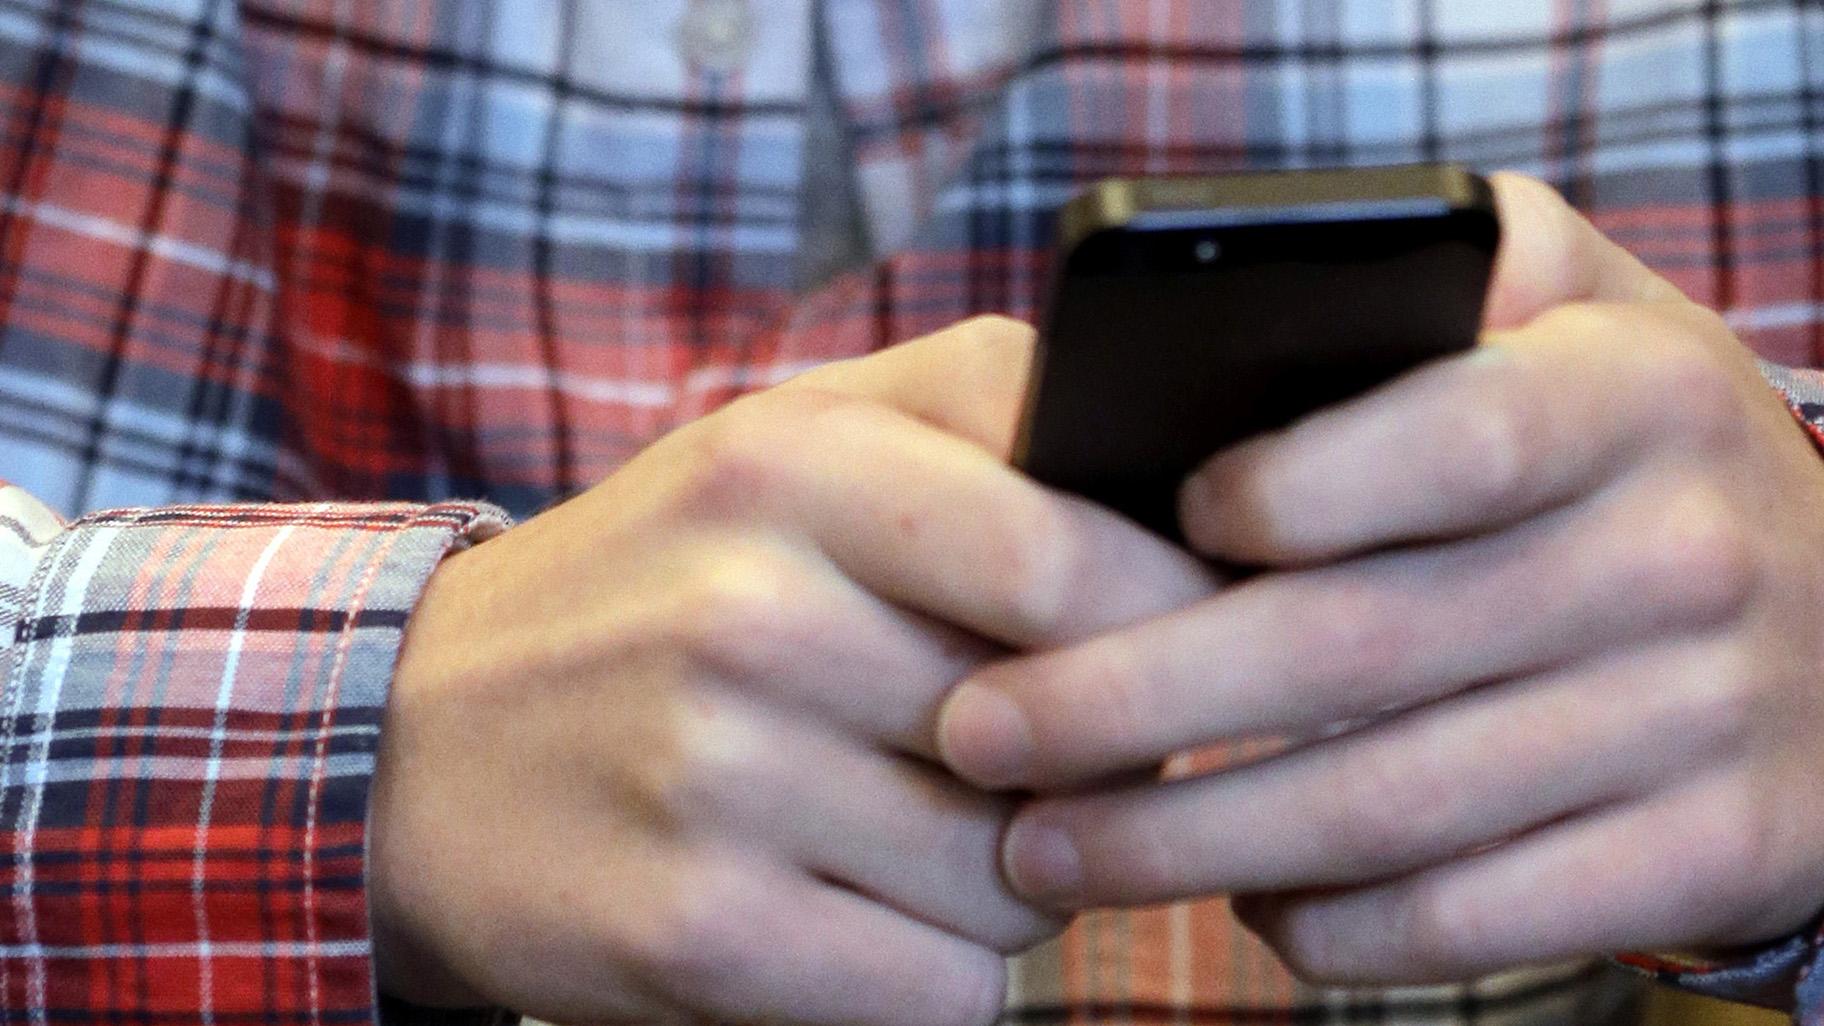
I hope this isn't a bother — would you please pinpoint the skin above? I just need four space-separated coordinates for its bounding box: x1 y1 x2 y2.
937 172 1824 985
368 316 1221 1025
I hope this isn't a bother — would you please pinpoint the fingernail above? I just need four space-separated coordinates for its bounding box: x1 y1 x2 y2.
937 683 1034 788
1003 817 1083 906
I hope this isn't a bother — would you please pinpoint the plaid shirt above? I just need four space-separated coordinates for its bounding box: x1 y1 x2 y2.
1 1 1822 1023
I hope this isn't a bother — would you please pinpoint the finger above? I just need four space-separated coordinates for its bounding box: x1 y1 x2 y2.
693 383 1221 650
1236 773 1782 986
665 534 997 760
1178 299 1720 566
785 728 1063 952
805 755 1068 956
638 857 1007 1026
989 638 1738 910
785 314 1038 459
666 684 1060 952
1480 172 1685 330
944 474 1747 788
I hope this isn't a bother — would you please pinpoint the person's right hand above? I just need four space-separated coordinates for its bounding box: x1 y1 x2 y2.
367 316 1220 1026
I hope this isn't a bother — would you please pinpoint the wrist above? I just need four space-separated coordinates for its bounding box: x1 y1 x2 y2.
370 548 489 1007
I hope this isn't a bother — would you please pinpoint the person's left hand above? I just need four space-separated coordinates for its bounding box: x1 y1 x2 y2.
936 172 1824 984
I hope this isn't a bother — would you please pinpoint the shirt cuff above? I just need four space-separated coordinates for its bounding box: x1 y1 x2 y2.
2 498 506 1026
1616 919 1824 1024
1759 360 1824 452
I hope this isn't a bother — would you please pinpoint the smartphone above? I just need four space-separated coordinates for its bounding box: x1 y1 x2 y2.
1013 164 1502 541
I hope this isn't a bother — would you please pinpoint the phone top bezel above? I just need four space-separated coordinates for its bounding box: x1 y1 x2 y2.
1057 164 1498 260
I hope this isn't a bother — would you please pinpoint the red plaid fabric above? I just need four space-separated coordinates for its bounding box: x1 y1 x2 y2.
0 1 1820 1024
0 486 506 1024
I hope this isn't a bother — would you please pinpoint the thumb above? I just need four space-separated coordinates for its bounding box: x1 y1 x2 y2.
783 314 1037 460
794 178 1659 456
1482 171 1687 330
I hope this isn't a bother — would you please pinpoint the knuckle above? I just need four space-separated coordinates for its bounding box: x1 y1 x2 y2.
1116 827 1191 903
1675 302 1739 347
1635 488 1759 626
624 863 757 986
1538 298 1633 346
673 548 813 681
1438 385 1542 515
679 404 799 518
1395 884 1484 981
1067 643 1158 757
1669 649 1764 754
1640 327 1745 450
987 500 1079 639
1306 581 1412 695
789 382 903 440
1723 803 1784 905
682 387 887 517
625 697 752 827
1722 790 1784 897
1674 788 1786 935
1328 745 1447 871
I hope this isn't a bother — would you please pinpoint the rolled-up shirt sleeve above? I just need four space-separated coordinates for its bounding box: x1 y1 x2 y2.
0 483 507 1025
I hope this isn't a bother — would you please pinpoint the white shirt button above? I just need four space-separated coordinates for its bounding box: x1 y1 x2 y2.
677 0 754 74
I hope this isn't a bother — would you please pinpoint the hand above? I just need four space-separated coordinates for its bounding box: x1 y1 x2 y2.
937 175 1824 984
368 316 1220 1026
